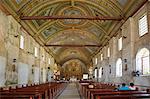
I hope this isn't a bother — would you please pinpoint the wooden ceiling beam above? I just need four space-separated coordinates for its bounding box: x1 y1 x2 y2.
21 16 123 21
45 44 101 47
0 2 10 15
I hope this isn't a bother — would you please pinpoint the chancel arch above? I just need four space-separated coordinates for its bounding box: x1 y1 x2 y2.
62 59 87 80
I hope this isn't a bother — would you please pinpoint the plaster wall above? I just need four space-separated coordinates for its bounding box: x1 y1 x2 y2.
0 56 6 87
34 67 40 83
96 2 150 86
18 62 29 84
0 9 55 86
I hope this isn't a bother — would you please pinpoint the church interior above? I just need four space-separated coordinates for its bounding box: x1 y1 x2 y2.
0 0 150 99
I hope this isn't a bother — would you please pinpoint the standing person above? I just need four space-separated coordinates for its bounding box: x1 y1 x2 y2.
129 83 137 90
114 85 120 91
118 83 131 90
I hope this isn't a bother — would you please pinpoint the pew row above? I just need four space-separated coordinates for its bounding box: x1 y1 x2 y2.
78 81 150 99
0 81 68 99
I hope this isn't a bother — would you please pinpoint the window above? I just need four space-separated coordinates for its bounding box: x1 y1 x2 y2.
139 14 148 36
118 37 122 51
94 68 97 78
136 48 150 75
99 67 102 78
107 47 110 57
101 54 103 61
34 47 38 57
20 35 24 49
116 58 122 77
48 58 51 64
42 55 45 61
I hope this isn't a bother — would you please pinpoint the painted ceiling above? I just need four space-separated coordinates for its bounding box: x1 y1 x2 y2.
1 0 147 66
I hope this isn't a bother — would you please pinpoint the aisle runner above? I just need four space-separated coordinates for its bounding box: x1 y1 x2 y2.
57 83 80 99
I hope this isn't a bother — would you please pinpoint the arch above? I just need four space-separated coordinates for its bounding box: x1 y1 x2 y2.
136 48 150 75
57 48 90 65
62 59 87 79
116 58 122 77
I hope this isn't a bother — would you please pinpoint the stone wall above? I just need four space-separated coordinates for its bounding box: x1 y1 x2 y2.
0 9 55 87
95 2 150 86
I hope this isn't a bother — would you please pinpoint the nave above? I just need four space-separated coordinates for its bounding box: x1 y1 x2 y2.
0 0 150 99
57 83 80 99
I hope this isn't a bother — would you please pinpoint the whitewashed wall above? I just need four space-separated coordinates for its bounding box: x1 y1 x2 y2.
34 67 40 83
18 62 29 84
0 56 6 87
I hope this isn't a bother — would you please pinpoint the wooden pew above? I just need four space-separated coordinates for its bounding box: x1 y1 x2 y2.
79 82 115 99
78 81 150 99
91 91 150 99
96 94 150 99
79 82 150 99
0 81 67 99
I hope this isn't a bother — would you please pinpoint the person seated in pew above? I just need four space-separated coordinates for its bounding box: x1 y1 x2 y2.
114 85 120 91
118 83 131 91
129 83 137 90
88 83 94 88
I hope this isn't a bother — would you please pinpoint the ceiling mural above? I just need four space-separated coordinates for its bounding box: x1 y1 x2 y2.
118 0 128 6
1 0 147 67
57 48 91 65
42 25 62 38
59 6 87 26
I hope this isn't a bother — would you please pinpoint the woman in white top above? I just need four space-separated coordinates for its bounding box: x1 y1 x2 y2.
129 83 137 90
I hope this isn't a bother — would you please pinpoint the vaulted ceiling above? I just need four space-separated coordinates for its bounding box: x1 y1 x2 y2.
1 0 147 66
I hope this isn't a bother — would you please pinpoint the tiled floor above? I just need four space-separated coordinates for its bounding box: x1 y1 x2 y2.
57 83 80 99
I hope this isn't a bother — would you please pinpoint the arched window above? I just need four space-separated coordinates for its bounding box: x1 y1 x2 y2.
116 58 122 77
136 48 150 75
118 37 122 51
94 67 98 78
20 35 24 49
34 47 38 57
99 67 102 78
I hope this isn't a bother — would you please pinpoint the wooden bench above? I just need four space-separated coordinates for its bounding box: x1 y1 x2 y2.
96 94 150 99
91 91 150 99
79 82 115 99
0 82 67 99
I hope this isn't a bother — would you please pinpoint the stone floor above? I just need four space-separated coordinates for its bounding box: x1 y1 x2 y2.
57 83 81 99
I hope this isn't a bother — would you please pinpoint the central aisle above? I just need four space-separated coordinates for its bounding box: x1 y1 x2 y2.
57 83 81 99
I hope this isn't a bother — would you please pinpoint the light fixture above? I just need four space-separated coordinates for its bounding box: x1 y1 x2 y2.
123 36 127 39
13 59 16 62
124 59 127 63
